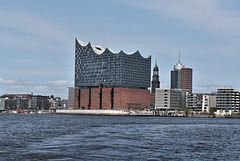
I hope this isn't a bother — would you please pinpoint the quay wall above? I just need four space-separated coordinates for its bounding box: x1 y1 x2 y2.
56 109 130 116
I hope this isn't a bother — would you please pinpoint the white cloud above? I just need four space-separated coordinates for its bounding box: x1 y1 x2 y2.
0 78 72 98
193 84 233 93
0 78 15 84
46 80 73 87
119 0 240 38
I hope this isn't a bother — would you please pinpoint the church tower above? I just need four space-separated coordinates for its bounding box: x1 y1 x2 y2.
151 59 160 93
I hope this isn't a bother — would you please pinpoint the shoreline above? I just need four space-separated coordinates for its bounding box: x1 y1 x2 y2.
2 109 240 118
54 109 240 118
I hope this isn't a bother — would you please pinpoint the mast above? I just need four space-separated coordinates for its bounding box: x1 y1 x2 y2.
178 51 180 63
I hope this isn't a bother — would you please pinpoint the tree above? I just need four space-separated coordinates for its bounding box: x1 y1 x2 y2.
184 106 191 117
209 107 215 117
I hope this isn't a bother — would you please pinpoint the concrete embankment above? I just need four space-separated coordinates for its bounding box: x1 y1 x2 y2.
55 109 154 116
56 109 130 116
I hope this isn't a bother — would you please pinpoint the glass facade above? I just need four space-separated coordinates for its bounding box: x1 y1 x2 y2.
75 39 151 89
171 70 180 89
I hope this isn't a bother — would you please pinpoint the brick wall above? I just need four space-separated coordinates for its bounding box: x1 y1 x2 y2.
75 87 150 110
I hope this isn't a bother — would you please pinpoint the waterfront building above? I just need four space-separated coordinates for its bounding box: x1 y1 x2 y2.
216 87 240 111
68 87 75 109
186 93 203 112
155 88 186 110
202 95 217 113
31 95 49 110
1 93 50 111
0 98 5 111
186 92 217 113
186 93 207 112
74 38 151 110
50 97 68 109
171 53 192 93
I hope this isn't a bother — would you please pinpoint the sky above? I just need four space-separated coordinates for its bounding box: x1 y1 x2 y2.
1 0 240 98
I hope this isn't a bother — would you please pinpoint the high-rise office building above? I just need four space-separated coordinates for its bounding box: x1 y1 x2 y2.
74 38 151 110
171 53 192 93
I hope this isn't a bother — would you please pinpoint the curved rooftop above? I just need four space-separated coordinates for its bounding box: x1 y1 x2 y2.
76 38 150 59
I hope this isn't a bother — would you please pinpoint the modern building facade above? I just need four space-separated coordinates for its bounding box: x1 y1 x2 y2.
68 87 75 109
186 93 204 112
75 39 151 89
216 87 240 111
74 38 151 110
155 88 185 110
186 92 217 113
171 53 192 93
1 93 50 110
202 95 216 113
0 98 5 111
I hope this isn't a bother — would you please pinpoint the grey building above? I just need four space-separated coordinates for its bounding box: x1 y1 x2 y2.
155 88 186 110
68 87 75 109
202 95 216 113
0 98 5 111
216 87 240 111
31 95 49 110
186 93 205 112
75 38 151 89
187 93 216 112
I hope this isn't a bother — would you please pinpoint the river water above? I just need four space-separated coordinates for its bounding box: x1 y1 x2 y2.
0 113 240 160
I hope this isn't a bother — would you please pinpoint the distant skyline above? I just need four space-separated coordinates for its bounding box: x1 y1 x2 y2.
1 0 240 98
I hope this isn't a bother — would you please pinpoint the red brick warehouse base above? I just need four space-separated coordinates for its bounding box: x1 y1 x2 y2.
74 87 150 110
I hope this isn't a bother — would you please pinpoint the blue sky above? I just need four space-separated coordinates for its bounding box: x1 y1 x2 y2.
1 0 240 98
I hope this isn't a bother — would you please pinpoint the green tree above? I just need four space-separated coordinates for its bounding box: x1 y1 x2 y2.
209 107 215 117
184 106 191 117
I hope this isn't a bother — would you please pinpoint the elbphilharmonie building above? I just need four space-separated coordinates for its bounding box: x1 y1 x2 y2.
74 38 151 110
75 38 151 89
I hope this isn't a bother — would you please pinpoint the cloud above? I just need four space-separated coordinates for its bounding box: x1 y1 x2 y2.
193 84 233 93
46 80 73 87
0 78 72 98
119 0 240 38
0 78 15 84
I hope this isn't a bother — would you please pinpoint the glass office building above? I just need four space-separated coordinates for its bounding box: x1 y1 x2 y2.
75 38 151 89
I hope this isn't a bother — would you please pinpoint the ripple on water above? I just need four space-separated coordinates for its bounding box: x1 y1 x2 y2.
1 115 240 160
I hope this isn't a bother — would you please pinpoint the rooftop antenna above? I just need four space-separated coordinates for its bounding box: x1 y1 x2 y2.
178 51 180 63
155 56 157 66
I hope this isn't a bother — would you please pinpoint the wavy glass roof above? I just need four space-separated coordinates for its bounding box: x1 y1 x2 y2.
76 38 150 59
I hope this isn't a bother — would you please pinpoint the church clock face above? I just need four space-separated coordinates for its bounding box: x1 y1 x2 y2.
153 77 156 80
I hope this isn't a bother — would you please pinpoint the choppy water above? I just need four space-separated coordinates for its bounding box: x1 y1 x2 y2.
0 113 240 160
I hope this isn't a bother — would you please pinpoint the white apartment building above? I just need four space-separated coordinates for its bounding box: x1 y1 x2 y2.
202 95 216 113
216 87 239 111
